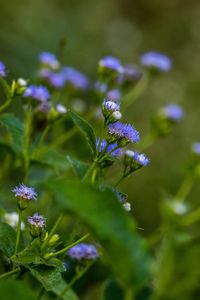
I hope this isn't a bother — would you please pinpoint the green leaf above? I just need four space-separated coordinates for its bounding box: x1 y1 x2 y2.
29 265 79 300
0 113 24 153
66 155 89 178
0 280 35 300
45 179 150 289
0 221 17 257
31 147 70 171
0 77 11 98
69 111 96 155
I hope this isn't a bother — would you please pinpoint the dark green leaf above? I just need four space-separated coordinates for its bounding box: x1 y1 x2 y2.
66 155 89 178
0 221 17 257
69 111 96 155
29 265 79 300
31 147 70 171
0 113 24 153
45 179 150 289
0 280 35 300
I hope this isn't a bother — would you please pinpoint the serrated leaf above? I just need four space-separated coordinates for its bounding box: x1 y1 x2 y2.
45 179 150 289
0 221 17 257
31 147 70 171
66 155 89 178
29 265 79 300
0 113 24 153
69 111 96 155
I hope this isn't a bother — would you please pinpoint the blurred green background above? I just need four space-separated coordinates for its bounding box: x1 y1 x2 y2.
0 0 200 233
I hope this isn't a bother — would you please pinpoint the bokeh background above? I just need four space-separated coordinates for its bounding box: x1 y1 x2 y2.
0 0 200 233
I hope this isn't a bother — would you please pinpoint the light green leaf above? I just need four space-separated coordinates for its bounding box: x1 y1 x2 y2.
69 111 96 155
45 179 150 289
0 113 24 153
29 265 79 300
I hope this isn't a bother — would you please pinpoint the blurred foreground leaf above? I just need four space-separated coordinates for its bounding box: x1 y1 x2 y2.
45 179 150 289
0 280 35 300
66 155 89 178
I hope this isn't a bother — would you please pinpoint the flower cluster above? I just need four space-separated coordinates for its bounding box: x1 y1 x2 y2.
67 243 99 261
12 184 37 210
124 150 150 172
0 61 6 77
140 51 172 72
28 213 46 238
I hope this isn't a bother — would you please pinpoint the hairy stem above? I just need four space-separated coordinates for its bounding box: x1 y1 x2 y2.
14 209 22 255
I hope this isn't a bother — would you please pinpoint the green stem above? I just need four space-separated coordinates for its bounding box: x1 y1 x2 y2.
57 262 93 300
176 176 193 201
38 125 51 147
0 98 12 113
114 175 126 188
14 209 22 255
91 168 97 184
23 106 32 183
41 213 64 251
83 162 97 181
0 267 20 280
122 74 149 112
47 233 89 258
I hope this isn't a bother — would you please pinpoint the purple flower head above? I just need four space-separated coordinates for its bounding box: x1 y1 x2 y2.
28 213 46 228
0 61 6 77
106 89 122 103
24 85 50 102
117 65 142 85
103 99 120 112
95 81 107 93
67 243 99 261
140 51 172 72
96 138 121 157
39 52 60 69
61 67 89 90
192 142 200 155
12 184 37 200
162 103 184 122
108 122 140 145
99 56 123 73
125 150 150 167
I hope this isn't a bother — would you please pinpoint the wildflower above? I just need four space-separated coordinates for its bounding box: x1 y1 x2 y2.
106 89 122 103
108 121 140 146
161 103 184 122
96 138 121 157
62 67 89 90
117 64 142 86
124 150 149 173
17 78 27 87
0 61 6 77
28 213 46 238
192 142 200 155
24 85 50 102
140 51 172 72
102 99 121 124
67 243 99 261
12 183 37 210
39 52 60 70
98 56 123 79
4 212 25 230
123 202 131 212
56 103 67 114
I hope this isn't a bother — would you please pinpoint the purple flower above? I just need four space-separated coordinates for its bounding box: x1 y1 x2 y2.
117 65 142 85
108 122 140 145
67 243 99 261
12 184 37 200
192 142 200 155
61 67 89 90
99 56 123 73
162 103 184 122
0 61 6 77
96 138 121 157
106 89 121 103
125 150 150 166
103 99 120 112
28 213 46 228
39 52 60 69
140 51 172 72
24 85 50 102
